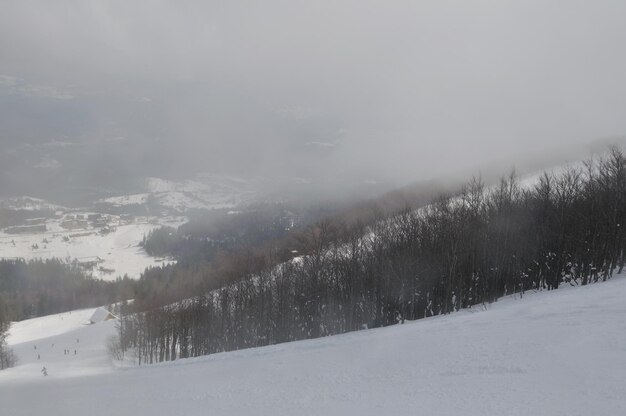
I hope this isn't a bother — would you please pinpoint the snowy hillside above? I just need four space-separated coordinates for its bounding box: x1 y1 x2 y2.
3 309 116 382
98 175 257 213
2 276 625 415
0 196 64 212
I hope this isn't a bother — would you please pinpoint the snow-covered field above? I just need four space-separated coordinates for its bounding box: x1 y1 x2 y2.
0 173 255 280
2 276 625 415
3 309 116 382
0 218 183 281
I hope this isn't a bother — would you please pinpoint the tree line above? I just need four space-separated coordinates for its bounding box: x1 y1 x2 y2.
0 286 16 369
0 321 16 370
0 258 135 322
133 180 453 309
115 148 626 365
141 203 299 263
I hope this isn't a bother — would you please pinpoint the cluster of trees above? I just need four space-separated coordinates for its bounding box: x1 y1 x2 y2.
0 325 16 370
0 259 135 322
134 204 339 306
134 179 460 308
0 297 16 369
141 203 319 262
116 149 626 365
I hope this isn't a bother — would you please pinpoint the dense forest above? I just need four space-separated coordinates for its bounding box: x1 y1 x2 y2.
141 204 304 263
0 308 15 369
0 259 135 322
133 180 452 308
116 148 625 365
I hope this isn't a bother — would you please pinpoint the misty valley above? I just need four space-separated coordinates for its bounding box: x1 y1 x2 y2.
2 1 626 415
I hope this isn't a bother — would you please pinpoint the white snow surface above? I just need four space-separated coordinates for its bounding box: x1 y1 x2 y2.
142 176 255 212
96 176 255 212
7 308 97 345
0 220 180 281
98 193 150 206
2 276 626 415
3 308 116 382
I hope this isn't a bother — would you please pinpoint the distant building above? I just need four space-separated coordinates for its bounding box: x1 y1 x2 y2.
60 219 88 230
4 224 47 234
87 213 102 221
25 218 47 225
93 219 108 228
89 307 117 324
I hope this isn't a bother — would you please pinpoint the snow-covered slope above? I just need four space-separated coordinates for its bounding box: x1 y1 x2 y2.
0 196 65 212
98 175 256 213
2 276 626 415
3 309 116 382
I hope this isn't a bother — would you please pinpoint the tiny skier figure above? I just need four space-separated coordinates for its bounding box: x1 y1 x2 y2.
37 354 40 360
41 366 48 376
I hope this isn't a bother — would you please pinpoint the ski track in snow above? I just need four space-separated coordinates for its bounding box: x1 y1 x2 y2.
1 276 626 415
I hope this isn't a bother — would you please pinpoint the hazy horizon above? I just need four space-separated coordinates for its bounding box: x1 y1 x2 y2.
1 1 626 200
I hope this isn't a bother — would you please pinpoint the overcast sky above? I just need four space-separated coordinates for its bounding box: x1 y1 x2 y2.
1 1 626 196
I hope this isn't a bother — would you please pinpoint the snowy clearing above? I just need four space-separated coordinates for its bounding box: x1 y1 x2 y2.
140 176 255 212
0 219 182 281
1 276 626 415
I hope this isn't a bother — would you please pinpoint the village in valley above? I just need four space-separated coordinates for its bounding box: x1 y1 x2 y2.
0 175 256 281
0 206 182 281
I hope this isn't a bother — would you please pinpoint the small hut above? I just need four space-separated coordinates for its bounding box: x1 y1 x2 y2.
89 307 117 324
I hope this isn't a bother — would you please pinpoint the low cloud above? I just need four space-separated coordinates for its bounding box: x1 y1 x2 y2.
0 1 625 198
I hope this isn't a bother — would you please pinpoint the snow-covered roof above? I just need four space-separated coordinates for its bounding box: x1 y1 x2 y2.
89 307 116 324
